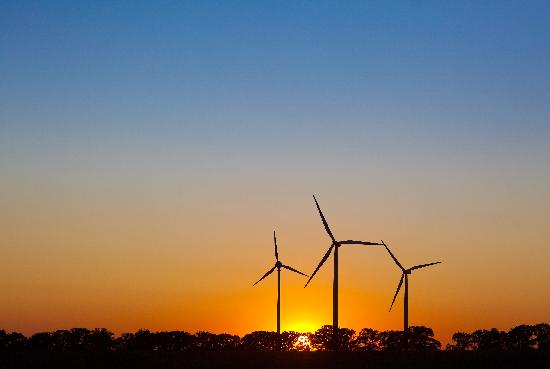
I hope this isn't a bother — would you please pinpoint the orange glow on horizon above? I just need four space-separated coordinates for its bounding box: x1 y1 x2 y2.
1 190 549 349
284 320 320 334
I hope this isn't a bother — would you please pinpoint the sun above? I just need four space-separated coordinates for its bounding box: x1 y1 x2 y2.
293 334 314 351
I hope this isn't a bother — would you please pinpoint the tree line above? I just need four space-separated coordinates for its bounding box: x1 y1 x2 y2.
1 324 549 352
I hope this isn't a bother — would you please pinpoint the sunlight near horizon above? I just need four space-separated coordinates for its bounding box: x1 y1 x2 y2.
285 321 320 334
294 335 314 351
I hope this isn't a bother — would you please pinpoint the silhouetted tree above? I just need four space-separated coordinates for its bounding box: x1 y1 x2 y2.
277 331 296 351
153 331 194 351
212 333 241 350
378 330 406 351
446 332 475 351
354 328 381 351
534 323 550 350
471 328 507 351
116 329 156 351
82 328 114 351
310 325 332 351
277 331 313 351
191 331 240 351
28 332 55 350
51 328 91 350
448 326 549 352
0 330 26 351
240 331 278 351
337 327 356 351
506 324 536 351
145 331 168 351
8 323 550 353
193 331 217 351
171 331 196 351
407 326 441 351
286 332 314 351
377 327 439 352
0 330 6 349
310 325 356 351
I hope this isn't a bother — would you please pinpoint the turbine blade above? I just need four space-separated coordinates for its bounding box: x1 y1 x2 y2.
381 240 405 271
304 243 335 288
253 266 276 286
389 274 404 312
274 230 279 261
282 264 309 277
313 195 337 243
410 261 442 271
339 240 383 245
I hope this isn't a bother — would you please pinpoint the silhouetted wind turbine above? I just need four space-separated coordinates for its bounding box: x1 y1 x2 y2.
382 240 441 332
253 231 308 338
304 195 382 350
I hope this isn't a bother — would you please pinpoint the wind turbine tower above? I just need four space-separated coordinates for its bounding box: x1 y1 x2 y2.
304 195 382 350
253 231 308 341
382 240 441 332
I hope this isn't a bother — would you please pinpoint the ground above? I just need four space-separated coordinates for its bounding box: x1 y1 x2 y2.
1 351 549 369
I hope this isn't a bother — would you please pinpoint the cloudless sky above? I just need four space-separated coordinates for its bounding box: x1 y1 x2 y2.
1 0 549 345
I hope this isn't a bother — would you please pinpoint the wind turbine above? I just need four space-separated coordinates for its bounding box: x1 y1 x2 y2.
253 231 308 340
382 240 441 332
304 195 382 350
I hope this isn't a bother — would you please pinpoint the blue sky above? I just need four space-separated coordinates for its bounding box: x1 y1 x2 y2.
2 0 549 229
2 1 548 157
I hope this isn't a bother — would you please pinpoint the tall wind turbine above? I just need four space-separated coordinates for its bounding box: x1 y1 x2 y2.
382 240 441 332
253 231 308 339
304 195 382 350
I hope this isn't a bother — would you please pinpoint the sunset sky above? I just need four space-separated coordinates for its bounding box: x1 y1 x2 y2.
1 1 549 345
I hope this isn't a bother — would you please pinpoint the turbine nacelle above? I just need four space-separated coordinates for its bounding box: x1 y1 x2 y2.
253 231 309 286
252 232 309 339
304 196 382 288
383 241 442 314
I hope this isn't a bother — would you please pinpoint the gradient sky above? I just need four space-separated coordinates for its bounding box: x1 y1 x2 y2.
1 1 549 345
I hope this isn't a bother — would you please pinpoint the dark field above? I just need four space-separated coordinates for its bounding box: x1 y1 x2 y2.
1 351 548 369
